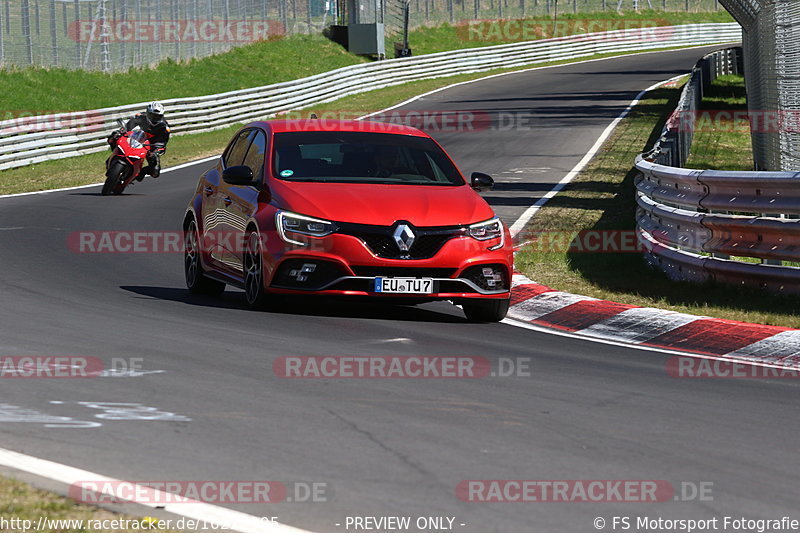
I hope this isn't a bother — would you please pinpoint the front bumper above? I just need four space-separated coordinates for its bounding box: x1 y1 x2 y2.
265 233 513 300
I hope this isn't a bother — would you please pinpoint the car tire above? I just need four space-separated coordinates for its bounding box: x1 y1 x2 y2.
102 161 126 196
462 298 510 323
243 230 270 309
184 219 226 296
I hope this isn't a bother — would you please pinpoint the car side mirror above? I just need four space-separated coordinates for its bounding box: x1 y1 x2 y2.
222 165 256 186
471 172 494 191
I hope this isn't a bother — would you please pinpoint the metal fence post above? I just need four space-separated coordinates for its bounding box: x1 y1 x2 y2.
136 0 143 66
188 0 196 61
35 0 41 37
101 0 112 72
173 0 180 60
50 0 57 67
121 0 128 69
74 0 80 70
207 0 214 58
280 0 288 30
22 0 33 65
0 2 4 65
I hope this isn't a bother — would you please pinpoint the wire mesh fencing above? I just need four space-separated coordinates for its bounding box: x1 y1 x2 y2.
721 0 799 171
403 0 724 27
0 0 337 71
0 0 726 71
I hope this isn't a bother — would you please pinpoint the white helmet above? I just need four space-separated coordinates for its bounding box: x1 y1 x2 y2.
145 102 165 127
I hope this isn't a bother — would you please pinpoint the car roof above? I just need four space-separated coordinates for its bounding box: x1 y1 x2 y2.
249 119 431 138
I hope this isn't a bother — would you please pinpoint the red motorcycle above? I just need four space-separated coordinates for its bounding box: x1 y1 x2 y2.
103 122 152 196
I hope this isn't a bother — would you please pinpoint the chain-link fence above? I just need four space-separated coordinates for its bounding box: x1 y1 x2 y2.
0 0 338 71
403 0 724 26
720 0 799 171
0 0 727 71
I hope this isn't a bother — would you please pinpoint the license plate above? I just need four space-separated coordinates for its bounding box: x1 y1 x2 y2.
374 277 434 294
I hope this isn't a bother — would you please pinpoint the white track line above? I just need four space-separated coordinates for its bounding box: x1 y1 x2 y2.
508 72 687 237
502 317 800 372
0 448 310 533
0 44 728 203
0 155 220 199
359 46 719 120
0 45 738 533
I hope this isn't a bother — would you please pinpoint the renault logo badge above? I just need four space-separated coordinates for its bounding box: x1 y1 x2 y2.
393 224 416 252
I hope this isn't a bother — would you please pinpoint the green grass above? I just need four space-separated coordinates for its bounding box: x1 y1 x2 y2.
0 11 733 113
0 474 178 533
685 74 753 170
0 34 367 112
0 45 714 196
515 75 800 328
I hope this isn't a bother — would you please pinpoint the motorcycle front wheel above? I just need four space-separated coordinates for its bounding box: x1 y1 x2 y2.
102 160 128 196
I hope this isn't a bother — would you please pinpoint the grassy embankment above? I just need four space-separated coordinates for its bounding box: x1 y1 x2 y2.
0 11 733 194
515 73 800 328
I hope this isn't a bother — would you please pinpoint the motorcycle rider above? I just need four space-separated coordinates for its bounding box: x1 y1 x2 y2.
108 102 170 181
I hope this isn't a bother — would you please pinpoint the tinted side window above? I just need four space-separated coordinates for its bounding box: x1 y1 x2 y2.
242 130 267 183
224 130 253 168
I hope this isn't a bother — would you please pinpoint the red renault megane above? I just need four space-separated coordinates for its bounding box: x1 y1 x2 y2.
183 119 513 322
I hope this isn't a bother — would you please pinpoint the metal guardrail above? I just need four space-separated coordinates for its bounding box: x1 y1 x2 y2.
636 46 800 293
0 22 740 172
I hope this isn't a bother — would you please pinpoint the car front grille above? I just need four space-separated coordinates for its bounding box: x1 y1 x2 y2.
350 266 457 278
338 222 466 260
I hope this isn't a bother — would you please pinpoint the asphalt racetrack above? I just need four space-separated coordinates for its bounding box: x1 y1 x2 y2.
2 45 799 532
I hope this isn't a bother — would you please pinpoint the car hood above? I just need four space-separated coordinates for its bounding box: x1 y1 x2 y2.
270 181 496 227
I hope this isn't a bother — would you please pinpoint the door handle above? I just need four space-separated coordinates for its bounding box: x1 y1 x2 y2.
203 186 213 196
223 196 233 206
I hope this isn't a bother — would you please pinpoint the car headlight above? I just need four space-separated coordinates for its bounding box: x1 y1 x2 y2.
468 217 505 250
276 210 338 246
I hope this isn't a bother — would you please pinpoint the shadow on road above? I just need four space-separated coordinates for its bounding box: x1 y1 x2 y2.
120 285 467 323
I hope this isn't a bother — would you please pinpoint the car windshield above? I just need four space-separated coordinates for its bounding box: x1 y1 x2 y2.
272 131 465 186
